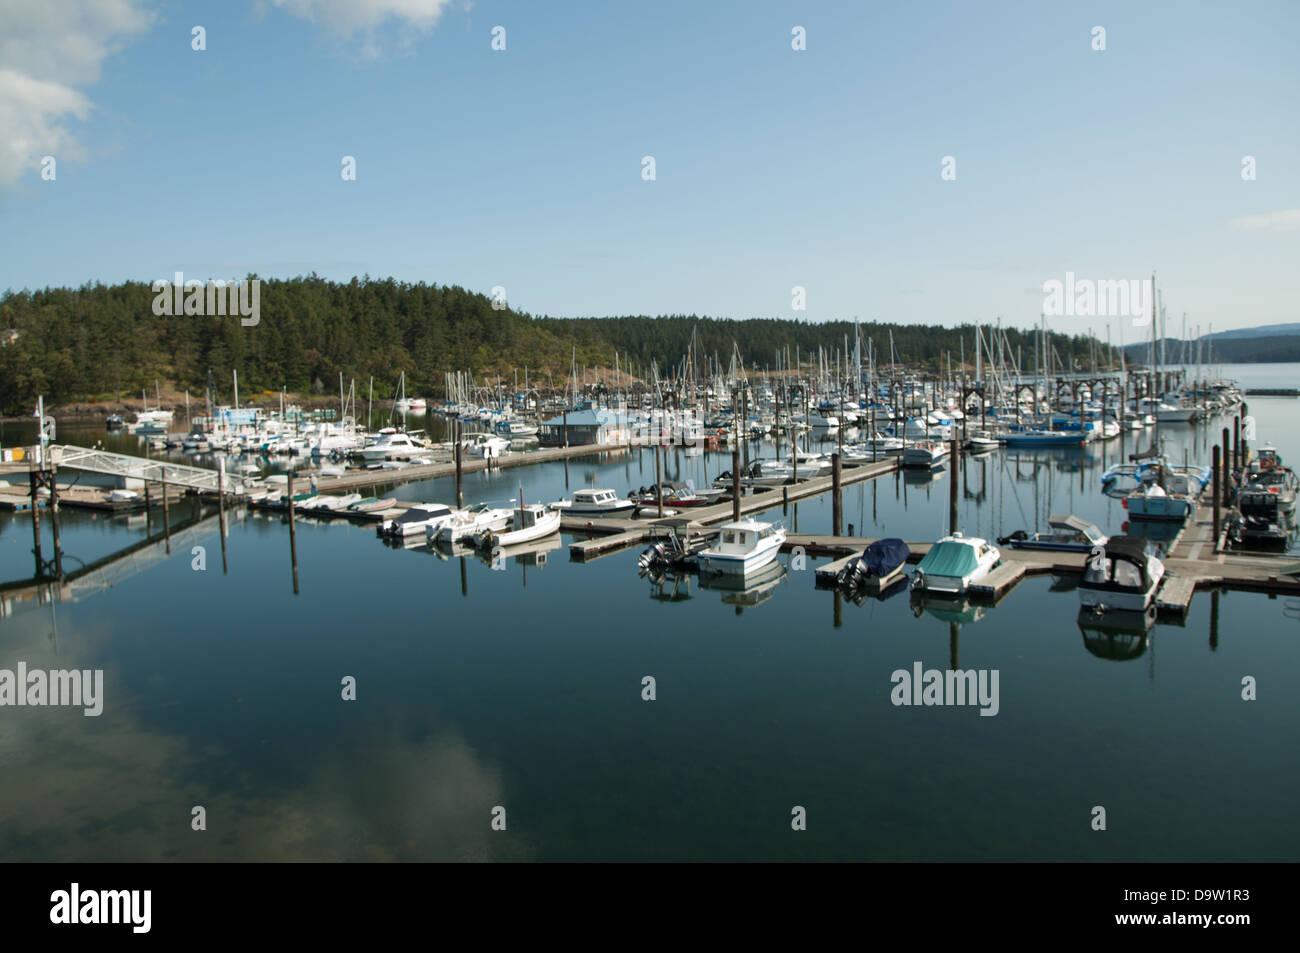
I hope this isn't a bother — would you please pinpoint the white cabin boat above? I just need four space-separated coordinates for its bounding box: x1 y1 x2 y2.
551 488 637 517
359 430 428 462
479 504 561 548
697 519 786 576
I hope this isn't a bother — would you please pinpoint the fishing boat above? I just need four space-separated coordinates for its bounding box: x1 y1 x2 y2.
697 519 786 576
1125 470 1197 521
834 538 910 592
1078 535 1165 613
910 533 1000 595
477 503 561 548
1236 444 1298 527
377 502 457 538
997 514 1108 553
431 502 513 544
551 488 637 517
631 480 724 509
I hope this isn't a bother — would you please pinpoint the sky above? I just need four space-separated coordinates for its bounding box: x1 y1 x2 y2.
1 0 1297 339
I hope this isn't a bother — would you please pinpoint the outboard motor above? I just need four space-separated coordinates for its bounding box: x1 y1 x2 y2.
835 556 866 589
996 529 1028 545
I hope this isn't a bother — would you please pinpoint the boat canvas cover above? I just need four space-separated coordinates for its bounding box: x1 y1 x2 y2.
917 540 979 578
862 538 910 576
1048 513 1105 544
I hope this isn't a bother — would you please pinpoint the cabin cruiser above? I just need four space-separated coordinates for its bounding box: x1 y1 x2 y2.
910 533 1000 595
551 488 637 517
1078 535 1165 612
495 419 539 438
377 502 456 538
713 460 797 488
431 502 513 543
476 503 561 548
357 429 429 463
1237 445 1298 526
786 450 834 476
997 514 1108 553
697 519 786 576
964 429 1000 453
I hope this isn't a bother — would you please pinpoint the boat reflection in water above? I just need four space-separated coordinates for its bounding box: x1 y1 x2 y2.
698 561 788 613
1077 604 1156 660
910 592 988 626
842 573 910 607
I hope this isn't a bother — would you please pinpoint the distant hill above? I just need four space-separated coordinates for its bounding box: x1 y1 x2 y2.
1124 333 1300 364
1204 323 1300 341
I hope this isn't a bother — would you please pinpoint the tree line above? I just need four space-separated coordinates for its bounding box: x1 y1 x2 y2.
0 275 1114 413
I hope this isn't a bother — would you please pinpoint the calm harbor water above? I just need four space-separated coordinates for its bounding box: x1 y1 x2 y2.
1 365 1298 860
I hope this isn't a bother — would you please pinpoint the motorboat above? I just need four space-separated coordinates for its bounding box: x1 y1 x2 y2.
495 419 539 438
697 519 786 576
902 442 948 469
377 502 456 538
551 488 638 518
357 429 429 463
346 496 397 515
998 428 1088 448
1078 535 1165 612
462 432 510 458
997 514 1108 553
834 538 910 592
476 503 561 548
910 533 1000 595
431 502 513 544
1125 474 1195 521
964 430 1000 453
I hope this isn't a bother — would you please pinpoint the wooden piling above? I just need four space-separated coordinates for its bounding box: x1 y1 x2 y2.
1212 443 1221 546
455 419 464 508
1233 415 1240 470
217 457 228 574
29 471 43 573
732 445 741 522
1221 427 1231 508
655 444 663 518
48 468 62 578
161 471 170 554
831 452 842 536
288 469 300 594
949 437 959 534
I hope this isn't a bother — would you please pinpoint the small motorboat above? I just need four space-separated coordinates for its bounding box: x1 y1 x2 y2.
910 533 1000 595
997 514 1108 553
347 496 397 514
377 503 456 538
1078 535 1165 613
835 537 910 592
550 488 638 518
476 503 561 549
696 519 786 576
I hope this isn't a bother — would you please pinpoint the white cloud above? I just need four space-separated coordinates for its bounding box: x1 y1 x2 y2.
1228 209 1300 232
0 0 152 188
270 0 458 56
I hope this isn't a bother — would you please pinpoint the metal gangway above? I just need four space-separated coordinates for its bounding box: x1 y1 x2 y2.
43 445 243 494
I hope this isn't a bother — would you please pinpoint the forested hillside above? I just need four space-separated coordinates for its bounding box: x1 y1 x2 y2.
1 275 1110 412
